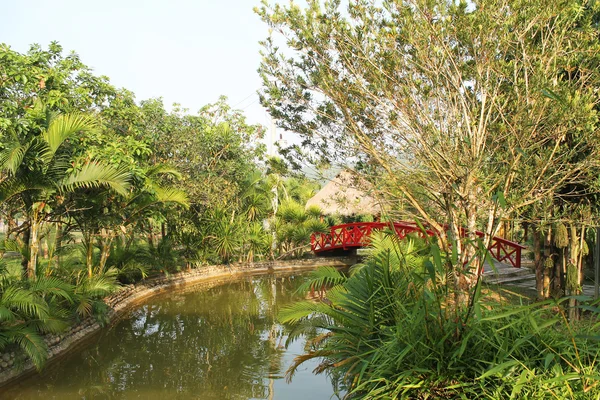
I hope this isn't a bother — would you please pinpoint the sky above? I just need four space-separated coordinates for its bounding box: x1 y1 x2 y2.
1 0 276 129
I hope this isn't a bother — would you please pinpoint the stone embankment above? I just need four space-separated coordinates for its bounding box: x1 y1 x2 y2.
0 256 355 387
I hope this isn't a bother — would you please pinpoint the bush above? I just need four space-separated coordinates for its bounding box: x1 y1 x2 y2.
280 232 600 399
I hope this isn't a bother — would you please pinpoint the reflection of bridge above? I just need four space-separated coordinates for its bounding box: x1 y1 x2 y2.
310 222 526 268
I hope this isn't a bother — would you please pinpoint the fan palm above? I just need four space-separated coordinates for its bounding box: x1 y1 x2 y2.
0 110 131 279
209 215 241 263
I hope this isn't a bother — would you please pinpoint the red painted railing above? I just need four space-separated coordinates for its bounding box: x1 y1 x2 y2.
310 221 526 268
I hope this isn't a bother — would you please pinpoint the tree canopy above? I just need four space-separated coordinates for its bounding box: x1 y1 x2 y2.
257 0 600 296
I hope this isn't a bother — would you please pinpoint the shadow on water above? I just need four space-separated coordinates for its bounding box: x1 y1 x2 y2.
1 273 339 399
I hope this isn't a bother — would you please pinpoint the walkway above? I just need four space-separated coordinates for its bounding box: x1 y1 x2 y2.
483 260 598 297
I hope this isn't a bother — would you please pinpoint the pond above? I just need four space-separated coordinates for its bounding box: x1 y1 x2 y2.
1 273 339 399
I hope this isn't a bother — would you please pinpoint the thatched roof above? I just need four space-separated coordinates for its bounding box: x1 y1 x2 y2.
305 170 381 216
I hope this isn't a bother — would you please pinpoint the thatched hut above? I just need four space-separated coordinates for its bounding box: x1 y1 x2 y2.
305 170 381 216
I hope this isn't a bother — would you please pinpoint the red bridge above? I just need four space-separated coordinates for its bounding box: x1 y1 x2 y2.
310 221 526 268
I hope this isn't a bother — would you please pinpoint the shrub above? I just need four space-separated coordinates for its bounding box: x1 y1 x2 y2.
280 232 600 398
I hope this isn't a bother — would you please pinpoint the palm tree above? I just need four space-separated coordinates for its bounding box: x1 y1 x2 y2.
0 109 131 279
209 212 241 263
241 171 272 223
0 271 74 369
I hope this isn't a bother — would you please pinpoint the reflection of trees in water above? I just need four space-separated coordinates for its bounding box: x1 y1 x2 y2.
26 274 306 399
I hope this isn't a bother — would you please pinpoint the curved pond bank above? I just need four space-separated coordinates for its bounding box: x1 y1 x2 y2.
0 257 355 391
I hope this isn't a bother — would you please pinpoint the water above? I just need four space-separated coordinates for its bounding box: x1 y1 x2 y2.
1 273 338 399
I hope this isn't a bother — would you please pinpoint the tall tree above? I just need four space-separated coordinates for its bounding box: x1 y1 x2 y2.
0 108 131 279
257 0 600 302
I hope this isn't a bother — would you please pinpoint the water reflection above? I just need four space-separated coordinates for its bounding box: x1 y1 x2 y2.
1 274 336 399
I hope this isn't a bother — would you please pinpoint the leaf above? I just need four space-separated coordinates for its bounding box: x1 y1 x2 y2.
0 142 31 174
424 260 436 284
541 88 566 105
510 369 530 399
494 190 507 208
59 161 131 195
43 113 98 154
430 243 442 270
478 360 520 379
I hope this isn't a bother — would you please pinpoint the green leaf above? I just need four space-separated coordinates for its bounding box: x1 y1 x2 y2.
541 88 566 105
59 161 131 195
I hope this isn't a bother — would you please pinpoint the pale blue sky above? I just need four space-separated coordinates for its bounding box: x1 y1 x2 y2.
1 0 273 127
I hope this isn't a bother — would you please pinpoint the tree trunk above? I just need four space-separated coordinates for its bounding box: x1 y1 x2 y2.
568 225 580 321
21 223 31 279
98 228 112 272
533 226 543 300
147 231 155 248
552 247 563 296
6 215 15 239
543 228 552 299
42 237 49 260
270 184 279 260
28 217 40 280
455 197 479 309
54 222 63 268
86 235 94 278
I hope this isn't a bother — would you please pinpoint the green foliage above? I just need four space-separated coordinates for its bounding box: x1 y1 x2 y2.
280 235 600 398
273 199 324 258
0 40 327 371
294 266 347 296
257 0 600 307
72 269 120 321
554 223 569 249
0 275 76 369
102 238 150 283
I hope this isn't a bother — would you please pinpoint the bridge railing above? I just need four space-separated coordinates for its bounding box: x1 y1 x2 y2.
311 221 526 268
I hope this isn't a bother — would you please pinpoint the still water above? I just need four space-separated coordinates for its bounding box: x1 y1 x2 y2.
1 273 337 399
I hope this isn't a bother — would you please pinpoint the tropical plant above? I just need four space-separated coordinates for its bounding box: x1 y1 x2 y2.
257 0 600 306
0 106 131 279
206 211 242 263
280 232 600 398
0 273 74 369
274 199 327 258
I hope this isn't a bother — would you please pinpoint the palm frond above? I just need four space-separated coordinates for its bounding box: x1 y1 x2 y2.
144 164 182 180
26 317 69 335
296 266 347 294
75 295 93 318
59 161 131 195
286 349 333 383
306 205 322 218
28 276 74 303
0 286 49 320
75 271 120 298
0 142 31 174
0 305 16 323
278 200 307 223
44 153 72 182
278 300 333 325
5 326 48 370
0 177 31 204
154 187 189 207
42 113 98 154
1 238 23 254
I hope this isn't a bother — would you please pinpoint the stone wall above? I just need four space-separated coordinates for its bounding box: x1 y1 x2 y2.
0 256 355 387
